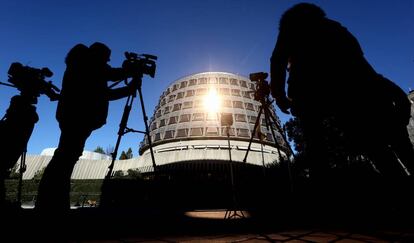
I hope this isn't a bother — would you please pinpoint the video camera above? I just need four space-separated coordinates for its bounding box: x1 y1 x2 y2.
249 72 270 101
122 52 157 78
7 62 60 101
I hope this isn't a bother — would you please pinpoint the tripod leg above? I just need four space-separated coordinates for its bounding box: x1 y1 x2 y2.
264 107 294 193
266 107 296 159
243 106 263 163
137 86 157 172
263 107 283 161
17 151 27 206
105 94 134 180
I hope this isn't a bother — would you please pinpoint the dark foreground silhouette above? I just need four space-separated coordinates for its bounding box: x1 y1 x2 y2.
270 3 414 179
0 62 59 206
3 162 414 241
35 42 136 211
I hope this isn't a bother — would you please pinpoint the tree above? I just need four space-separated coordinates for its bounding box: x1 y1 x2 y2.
119 151 128 160
112 170 125 178
118 147 133 160
126 168 141 179
125 148 133 159
284 118 305 154
94 146 105 154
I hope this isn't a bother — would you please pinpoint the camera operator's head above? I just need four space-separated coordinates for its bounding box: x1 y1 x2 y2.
280 3 325 32
65 44 88 66
90 42 111 63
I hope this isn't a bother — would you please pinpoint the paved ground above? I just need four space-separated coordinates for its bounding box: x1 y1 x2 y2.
3 207 414 242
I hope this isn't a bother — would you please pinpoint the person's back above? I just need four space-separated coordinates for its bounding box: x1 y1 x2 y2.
270 3 411 179
274 6 376 115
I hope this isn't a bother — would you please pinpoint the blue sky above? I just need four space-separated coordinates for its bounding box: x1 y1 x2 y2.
0 0 413 156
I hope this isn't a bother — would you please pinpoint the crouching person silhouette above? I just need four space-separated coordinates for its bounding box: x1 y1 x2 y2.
35 42 137 212
270 3 413 181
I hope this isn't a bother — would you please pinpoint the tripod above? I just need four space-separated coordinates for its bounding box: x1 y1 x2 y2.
242 74 295 192
104 75 157 180
221 114 245 219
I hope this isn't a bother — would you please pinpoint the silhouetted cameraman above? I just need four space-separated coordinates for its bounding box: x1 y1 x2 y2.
0 62 59 209
35 42 138 211
270 3 413 180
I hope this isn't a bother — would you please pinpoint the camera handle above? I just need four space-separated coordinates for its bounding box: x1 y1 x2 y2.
0 81 17 88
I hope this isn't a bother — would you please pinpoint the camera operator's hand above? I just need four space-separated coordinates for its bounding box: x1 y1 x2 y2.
48 91 61 101
127 77 141 93
275 96 292 114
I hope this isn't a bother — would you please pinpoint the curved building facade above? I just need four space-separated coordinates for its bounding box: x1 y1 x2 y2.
20 72 290 179
137 72 289 172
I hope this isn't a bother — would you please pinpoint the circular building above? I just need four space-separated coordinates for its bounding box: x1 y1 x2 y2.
137 72 289 173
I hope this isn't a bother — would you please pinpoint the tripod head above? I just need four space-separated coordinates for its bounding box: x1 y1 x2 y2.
249 72 271 104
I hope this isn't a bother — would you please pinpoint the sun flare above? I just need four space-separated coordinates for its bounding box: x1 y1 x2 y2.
203 88 221 113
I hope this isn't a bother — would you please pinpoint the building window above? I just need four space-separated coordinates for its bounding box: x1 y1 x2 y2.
153 133 161 142
176 92 185 99
249 83 255 90
186 90 195 97
219 88 230 96
231 89 241 96
248 116 257 124
206 113 218 121
194 100 202 108
240 80 248 88
230 78 239 86
172 103 182 112
205 127 219 136
150 122 157 131
233 101 243 109
219 77 228 85
189 79 197 86
190 127 203 136
165 88 171 95
159 119 166 127
160 98 166 106
183 101 193 109
155 110 162 118
223 100 232 108
172 84 179 92
169 116 178 124
209 78 217 84
168 95 176 103
261 118 267 126
235 114 246 122
266 133 274 142
237 128 250 137
176 128 188 138
245 103 254 111
192 113 204 121
180 81 188 88
179 114 191 123
221 127 235 136
164 130 175 139
242 91 251 99
164 106 170 114
198 77 207 85
196 88 208 96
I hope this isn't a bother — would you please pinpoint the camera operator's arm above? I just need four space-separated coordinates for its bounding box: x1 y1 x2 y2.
106 66 129 82
107 77 141 101
270 31 291 114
